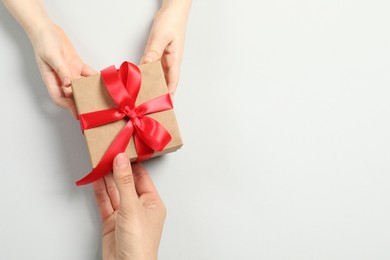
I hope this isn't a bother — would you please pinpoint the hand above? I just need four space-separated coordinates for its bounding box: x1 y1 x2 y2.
30 23 97 118
140 0 192 95
93 153 166 260
1 0 97 118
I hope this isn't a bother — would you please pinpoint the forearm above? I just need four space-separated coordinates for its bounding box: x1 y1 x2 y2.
161 0 192 14
1 0 53 39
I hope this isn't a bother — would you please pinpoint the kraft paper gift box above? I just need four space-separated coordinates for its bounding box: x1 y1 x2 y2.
71 61 183 169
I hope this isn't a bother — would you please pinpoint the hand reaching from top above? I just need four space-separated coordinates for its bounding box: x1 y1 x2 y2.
140 0 192 95
30 23 96 118
1 0 96 118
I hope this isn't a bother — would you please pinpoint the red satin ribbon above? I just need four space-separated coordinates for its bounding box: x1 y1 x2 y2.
75 62 173 186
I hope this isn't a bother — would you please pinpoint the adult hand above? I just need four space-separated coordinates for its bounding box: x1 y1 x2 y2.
140 0 192 95
93 153 166 260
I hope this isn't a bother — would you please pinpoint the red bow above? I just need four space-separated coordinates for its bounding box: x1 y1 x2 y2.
76 62 173 186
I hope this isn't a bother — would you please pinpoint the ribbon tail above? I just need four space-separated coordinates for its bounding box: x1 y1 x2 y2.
134 131 155 162
134 116 172 151
76 121 134 186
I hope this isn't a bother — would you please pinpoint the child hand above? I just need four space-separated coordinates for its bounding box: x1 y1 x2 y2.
140 0 192 95
30 23 96 118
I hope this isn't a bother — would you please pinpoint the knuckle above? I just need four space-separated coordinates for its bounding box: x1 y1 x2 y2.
54 64 70 78
106 184 118 196
150 49 161 57
117 208 132 220
94 191 109 203
132 168 147 182
56 66 67 76
40 51 53 62
142 196 166 217
53 98 63 107
117 172 134 185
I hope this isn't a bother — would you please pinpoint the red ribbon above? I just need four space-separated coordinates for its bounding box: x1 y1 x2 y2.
75 62 173 186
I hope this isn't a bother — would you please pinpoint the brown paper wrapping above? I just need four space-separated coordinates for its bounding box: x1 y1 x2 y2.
71 61 183 167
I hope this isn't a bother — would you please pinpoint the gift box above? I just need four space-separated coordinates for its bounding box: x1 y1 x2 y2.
71 61 183 185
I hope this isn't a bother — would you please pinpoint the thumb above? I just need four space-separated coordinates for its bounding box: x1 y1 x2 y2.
113 153 139 204
140 33 171 64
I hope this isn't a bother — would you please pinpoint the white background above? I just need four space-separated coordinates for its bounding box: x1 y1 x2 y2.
1 0 390 259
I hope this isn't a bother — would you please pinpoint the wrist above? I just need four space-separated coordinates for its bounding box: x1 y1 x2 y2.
155 0 192 28
119 254 157 260
25 17 55 42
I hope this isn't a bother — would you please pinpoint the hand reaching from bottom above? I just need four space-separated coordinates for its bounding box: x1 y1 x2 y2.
93 153 166 260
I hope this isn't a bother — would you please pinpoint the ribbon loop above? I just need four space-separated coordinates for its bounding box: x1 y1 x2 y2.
76 62 173 186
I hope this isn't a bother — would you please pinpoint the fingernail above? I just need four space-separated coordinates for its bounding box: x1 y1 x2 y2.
116 153 130 168
63 77 71 87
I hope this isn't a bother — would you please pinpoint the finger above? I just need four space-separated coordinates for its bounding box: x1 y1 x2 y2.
132 163 159 196
93 178 114 221
112 153 139 205
140 32 171 64
43 54 73 87
56 97 78 118
81 64 98 77
37 60 63 96
69 105 79 119
39 66 78 118
37 58 80 118
104 172 120 210
132 163 164 210
55 94 78 119
165 64 180 95
161 39 183 94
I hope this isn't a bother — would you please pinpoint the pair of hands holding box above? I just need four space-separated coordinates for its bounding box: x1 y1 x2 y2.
2 0 191 259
